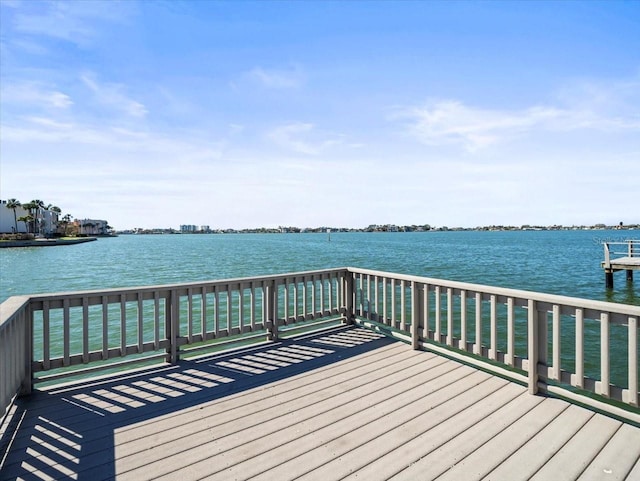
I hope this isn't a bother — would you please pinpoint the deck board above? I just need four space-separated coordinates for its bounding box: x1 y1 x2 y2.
1 325 639 481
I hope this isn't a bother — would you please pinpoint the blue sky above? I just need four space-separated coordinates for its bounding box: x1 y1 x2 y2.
1 0 638 230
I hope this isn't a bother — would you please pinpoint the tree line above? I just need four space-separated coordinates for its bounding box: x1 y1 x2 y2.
5 198 75 237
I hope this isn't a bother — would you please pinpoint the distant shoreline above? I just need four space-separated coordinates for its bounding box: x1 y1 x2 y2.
0 237 97 248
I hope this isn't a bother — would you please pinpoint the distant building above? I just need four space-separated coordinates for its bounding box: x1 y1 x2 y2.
75 219 110 235
0 200 58 235
199 225 210 232
180 224 197 233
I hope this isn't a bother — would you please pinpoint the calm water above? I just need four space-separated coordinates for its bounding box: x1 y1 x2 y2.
1 229 638 304
3 230 638 388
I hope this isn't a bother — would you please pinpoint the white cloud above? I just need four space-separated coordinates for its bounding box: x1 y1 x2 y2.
266 122 350 155
398 96 640 152
248 66 304 89
81 73 148 117
11 0 135 47
0 82 73 109
268 123 318 154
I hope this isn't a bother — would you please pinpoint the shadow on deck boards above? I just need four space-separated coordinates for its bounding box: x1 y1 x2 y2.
1 326 392 481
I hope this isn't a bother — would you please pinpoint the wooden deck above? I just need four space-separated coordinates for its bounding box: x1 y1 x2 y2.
1 326 639 481
606 257 640 270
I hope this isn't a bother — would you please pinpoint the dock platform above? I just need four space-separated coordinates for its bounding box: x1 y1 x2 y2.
2 326 639 481
602 240 640 288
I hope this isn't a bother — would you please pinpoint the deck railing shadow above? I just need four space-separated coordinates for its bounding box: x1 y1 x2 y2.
0 325 390 481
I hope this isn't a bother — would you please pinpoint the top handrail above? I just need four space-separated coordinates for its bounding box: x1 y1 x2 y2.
602 239 639 258
347 266 640 317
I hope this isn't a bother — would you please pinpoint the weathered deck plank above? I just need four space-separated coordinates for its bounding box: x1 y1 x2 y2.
1 326 639 481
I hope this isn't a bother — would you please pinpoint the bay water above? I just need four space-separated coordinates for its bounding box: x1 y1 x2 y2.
2 229 638 389
2 229 638 305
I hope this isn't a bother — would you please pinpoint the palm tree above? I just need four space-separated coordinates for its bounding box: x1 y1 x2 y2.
47 205 61 236
59 214 72 236
21 202 37 234
30 199 45 236
6 199 21 233
83 222 95 235
17 215 33 235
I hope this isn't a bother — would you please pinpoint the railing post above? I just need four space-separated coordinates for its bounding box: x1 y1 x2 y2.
166 290 179 364
528 300 548 395
604 242 614 288
20 303 33 396
410 281 421 350
266 280 279 341
344 270 355 325
629 316 638 407
600 313 610 398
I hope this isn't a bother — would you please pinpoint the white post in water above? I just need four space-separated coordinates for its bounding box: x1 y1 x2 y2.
627 240 634 282
604 242 614 288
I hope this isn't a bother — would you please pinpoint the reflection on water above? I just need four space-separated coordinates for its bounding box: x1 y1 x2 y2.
605 276 638 304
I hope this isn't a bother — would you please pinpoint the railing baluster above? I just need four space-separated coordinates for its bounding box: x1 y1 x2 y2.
629 316 638 407
120 295 127 357
474 293 482 355
447 288 453 346
320 274 325 316
250 282 256 330
83 297 90 363
302 279 307 319
434 286 441 342
283 280 289 322
63 298 70 367
574 308 584 388
201 287 207 340
365 274 373 321
168 289 178 363
292 278 298 321
528 299 538 394
410 281 419 349
328 275 333 314
489 295 496 360
137 293 144 354
401 280 406 332
312 275 318 317
374 275 379 320
154 291 160 350
506 297 514 366
552 305 560 380
382 277 388 324
187 287 194 343
225 290 231 332
600 313 610 397
214 286 220 338
239 283 244 332
390 279 396 328
422 283 429 339
43 300 50 370
460 290 467 350
102 297 108 360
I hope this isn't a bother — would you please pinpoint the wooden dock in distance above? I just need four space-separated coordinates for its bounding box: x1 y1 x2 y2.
602 240 640 288
1 326 639 480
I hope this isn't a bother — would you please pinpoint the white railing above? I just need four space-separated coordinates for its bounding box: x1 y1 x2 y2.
0 296 30 421
349 267 639 420
1 267 638 425
603 239 639 268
